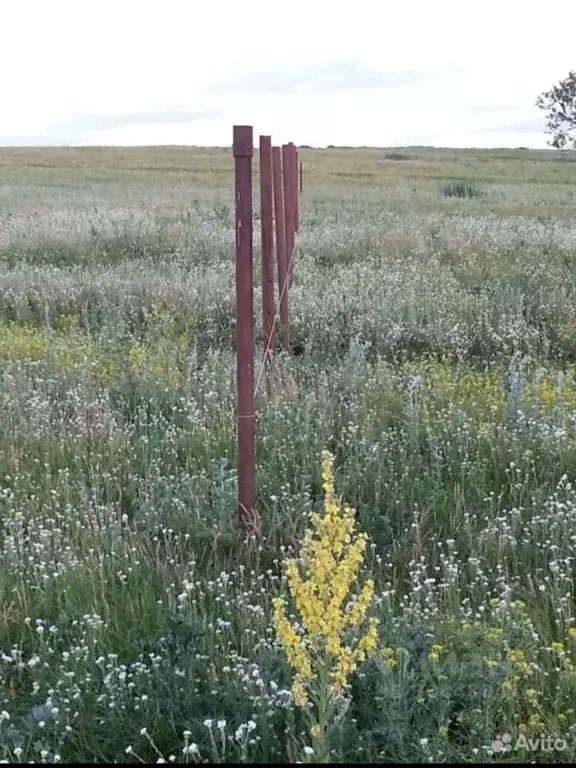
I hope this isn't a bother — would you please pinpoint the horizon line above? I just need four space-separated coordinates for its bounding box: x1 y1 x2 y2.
0 143 568 152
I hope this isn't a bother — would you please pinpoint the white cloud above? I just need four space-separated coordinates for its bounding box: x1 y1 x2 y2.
2 0 576 147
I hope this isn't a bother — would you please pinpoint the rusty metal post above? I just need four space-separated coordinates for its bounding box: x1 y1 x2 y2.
292 144 299 233
272 146 289 348
283 144 296 289
259 135 275 362
233 126 257 536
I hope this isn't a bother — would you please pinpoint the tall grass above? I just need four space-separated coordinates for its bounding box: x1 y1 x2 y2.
1 147 576 762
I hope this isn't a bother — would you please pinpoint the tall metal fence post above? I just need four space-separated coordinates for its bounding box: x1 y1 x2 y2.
233 125 257 536
283 144 296 289
292 144 299 233
259 135 275 362
272 146 289 348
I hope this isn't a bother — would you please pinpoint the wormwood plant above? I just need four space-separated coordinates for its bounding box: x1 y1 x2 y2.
273 451 379 763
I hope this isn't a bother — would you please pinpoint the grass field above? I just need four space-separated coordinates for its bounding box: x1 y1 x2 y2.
2 144 576 763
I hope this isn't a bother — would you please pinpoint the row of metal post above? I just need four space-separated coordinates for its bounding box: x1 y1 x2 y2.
233 125 300 533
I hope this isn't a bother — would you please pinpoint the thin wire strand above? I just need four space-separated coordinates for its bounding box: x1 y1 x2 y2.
253 236 296 399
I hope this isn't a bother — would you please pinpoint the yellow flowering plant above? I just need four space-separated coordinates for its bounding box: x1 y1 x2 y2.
273 450 379 763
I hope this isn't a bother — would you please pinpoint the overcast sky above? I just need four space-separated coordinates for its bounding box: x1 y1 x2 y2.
3 0 576 148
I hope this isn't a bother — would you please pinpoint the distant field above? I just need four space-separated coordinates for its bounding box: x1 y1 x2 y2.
2 145 576 763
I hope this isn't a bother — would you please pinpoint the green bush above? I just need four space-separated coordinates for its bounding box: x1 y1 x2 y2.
442 180 485 199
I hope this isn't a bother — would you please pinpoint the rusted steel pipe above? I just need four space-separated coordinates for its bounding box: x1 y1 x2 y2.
233 125 257 535
272 146 289 348
291 143 299 233
259 135 275 361
282 144 296 289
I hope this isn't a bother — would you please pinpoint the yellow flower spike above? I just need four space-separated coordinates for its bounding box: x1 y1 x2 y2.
357 618 379 655
273 450 379 726
292 678 309 707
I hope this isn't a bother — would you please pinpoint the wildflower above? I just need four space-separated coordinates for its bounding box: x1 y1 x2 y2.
528 714 545 730
428 644 444 663
273 451 379 705
291 678 309 708
303 746 314 756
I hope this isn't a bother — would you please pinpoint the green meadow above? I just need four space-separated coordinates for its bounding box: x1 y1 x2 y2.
1 145 576 763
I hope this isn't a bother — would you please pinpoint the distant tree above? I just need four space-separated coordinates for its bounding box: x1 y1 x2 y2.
536 70 576 149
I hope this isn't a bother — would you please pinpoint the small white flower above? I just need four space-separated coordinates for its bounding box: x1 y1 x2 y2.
125 746 133 754
0 711 9 722
183 730 192 738
203 719 213 729
217 719 226 731
420 738 429 747
303 746 314 756
140 727 148 736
